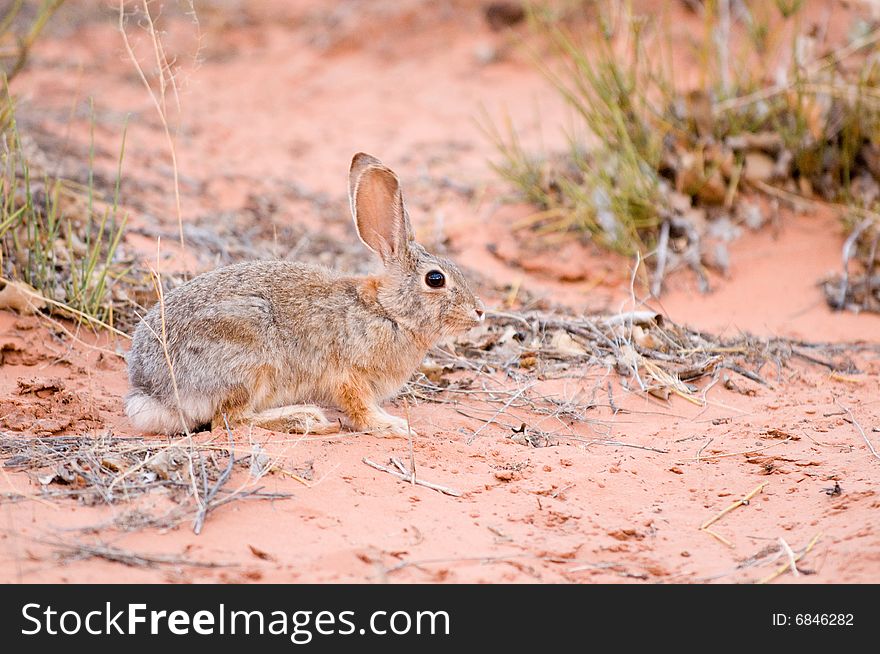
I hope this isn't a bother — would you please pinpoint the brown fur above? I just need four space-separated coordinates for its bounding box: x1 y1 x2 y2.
125 153 484 436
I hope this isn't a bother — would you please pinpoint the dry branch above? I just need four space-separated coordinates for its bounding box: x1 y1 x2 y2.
46 539 234 569
192 420 235 535
362 458 462 497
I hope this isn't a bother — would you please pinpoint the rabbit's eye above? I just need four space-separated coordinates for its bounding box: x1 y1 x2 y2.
425 270 446 288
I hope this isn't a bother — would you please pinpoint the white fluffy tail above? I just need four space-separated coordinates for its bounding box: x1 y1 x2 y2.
125 392 191 434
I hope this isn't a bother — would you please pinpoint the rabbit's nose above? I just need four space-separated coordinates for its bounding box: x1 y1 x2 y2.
474 300 485 322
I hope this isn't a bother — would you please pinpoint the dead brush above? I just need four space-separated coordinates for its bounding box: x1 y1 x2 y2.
0 429 293 533
402 308 879 448
491 1 880 304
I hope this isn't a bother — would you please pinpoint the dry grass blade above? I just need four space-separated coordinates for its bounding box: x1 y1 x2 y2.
701 482 767 531
610 439 670 453
0 0 65 80
835 399 880 463
117 0 198 250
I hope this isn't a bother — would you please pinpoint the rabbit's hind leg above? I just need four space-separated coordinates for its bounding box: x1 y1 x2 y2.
244 405 338 434
209 382 252 431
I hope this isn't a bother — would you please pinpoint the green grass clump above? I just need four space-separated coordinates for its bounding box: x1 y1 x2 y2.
1 85 129 327
492 1 880 270
1 0 66 80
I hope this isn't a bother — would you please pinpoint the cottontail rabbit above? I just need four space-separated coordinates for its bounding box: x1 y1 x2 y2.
125 153 484 436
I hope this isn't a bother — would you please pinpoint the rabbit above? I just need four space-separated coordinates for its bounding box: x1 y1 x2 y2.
125 153 485 437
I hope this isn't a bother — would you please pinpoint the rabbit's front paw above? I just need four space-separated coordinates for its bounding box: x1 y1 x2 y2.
365 411 417 438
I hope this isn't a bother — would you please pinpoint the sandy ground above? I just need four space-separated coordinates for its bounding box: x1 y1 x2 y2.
1 0 879 583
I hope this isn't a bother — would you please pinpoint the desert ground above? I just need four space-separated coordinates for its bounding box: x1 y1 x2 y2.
1 0 879 583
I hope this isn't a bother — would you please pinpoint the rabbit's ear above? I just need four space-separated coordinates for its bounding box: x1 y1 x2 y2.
349 153 412 263
349 152 383 199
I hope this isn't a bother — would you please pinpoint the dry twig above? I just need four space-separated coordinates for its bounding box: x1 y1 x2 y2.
701 482 767 532
46 538 233 569
362 458 461 497
757 533 823 584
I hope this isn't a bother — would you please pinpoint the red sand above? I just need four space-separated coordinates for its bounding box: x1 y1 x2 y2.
1 1 878 583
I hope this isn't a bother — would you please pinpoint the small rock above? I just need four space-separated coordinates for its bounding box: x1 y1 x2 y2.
676 152 726 204
474 42 499 65
0 280 46 315
725 131 783 153
549 330 587 357
743 151 776 183
484 2 525 31
739 201 765 230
